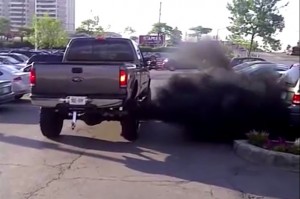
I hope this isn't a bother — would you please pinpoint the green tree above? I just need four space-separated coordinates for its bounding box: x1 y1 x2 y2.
29 15 68 49
18 27 33 42
0 17 11 40
189 26 212 41
149 23 173 37
227 0 288 55
124 26 136 35
76 16 103 36
169 27 182 45
227 34 259 51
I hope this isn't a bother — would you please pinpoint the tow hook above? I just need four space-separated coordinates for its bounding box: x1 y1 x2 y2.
71 111 77 130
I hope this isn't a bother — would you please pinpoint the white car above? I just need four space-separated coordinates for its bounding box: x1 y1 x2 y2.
0 56 26 70
0 65 30 99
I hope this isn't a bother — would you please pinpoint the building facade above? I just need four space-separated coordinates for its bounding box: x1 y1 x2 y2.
0 0 75 33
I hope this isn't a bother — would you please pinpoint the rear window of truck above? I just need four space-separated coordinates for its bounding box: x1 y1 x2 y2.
66 39 135 62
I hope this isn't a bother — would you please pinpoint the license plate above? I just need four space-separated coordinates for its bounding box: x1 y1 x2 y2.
68 96 87 105
281 92 287 99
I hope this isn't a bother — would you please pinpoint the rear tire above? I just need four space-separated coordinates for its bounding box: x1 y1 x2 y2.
40 108 63 138
120 114 139 141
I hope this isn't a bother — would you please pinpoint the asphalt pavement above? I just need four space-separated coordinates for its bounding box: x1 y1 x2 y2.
0 70 299 199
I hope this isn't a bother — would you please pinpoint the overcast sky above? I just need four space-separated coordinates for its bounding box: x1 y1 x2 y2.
75 0 299 47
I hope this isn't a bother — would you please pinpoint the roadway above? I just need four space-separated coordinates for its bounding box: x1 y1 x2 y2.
0 70 299 199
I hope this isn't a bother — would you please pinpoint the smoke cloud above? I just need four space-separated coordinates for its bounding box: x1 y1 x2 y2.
138 39 290 141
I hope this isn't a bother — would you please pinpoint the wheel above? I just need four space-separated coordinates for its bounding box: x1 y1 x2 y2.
14 94 24 100
40 108 63 138
120 114 139 141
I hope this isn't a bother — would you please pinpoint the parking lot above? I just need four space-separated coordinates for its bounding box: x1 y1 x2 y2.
0 70 299 199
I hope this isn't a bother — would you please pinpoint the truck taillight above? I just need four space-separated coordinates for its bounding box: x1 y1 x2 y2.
30 67 36 85
119 70 127 87
292 93 300 105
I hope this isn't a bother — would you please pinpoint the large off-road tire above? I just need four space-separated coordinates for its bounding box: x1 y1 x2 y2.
120 114 139 142
40 108 63 138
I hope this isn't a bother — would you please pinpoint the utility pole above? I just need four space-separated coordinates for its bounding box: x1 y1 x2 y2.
157 1 162 47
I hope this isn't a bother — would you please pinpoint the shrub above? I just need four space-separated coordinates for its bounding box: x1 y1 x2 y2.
246 130 269 147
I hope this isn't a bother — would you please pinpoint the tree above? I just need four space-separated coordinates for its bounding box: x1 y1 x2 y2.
17 27 33 42
0 17 11 40
169 27 182 45
227 0 288 55
149 23 173 37
227 34 259 51
129 36 138 42
189 26 212 41
124 26 136 35
286 44 291 50
76 16 103 36
29 15 68 49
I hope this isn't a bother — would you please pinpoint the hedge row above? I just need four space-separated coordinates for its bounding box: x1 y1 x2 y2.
0 41 34 48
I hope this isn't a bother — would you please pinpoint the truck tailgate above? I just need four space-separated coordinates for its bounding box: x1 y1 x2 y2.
32 63 125 96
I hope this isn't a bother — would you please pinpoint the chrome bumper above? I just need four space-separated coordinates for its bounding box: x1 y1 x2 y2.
31 97 123 108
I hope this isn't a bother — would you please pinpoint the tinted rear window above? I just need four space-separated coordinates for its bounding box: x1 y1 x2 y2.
66 39 135 62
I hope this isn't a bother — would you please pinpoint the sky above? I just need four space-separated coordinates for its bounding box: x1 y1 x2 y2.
75 0 299 47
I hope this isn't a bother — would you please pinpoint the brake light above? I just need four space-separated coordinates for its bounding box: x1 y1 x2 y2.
119 70 127 87
30 67 36 85
13 76 22 81
292 93 300 105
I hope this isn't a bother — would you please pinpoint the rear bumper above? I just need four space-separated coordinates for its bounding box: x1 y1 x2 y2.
0 92 14 104
288 105 300 127
31 97 124 108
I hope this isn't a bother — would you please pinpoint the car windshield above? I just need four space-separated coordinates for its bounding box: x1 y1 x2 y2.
232 63 250 71
3 56 21 64
66 38 135 62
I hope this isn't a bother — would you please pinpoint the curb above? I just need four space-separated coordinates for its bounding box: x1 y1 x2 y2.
234 140 300 172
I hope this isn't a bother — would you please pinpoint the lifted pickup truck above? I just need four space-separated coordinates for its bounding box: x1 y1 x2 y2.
30 37 152 141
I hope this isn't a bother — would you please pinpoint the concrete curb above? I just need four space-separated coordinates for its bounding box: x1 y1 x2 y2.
234 140 300 172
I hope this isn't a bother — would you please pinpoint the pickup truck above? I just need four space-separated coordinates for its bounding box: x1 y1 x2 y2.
30 37 152 141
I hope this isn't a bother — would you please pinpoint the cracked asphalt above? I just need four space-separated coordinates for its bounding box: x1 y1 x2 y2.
0 70 299 199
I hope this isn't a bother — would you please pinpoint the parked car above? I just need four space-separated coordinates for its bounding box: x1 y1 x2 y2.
0 80 14 104
282 63 300 128
0 53 29 63
233 61 289 74
0 56 26 70
0 65 30 99
30 37 152 141
229 57 266 67
235 62 299 130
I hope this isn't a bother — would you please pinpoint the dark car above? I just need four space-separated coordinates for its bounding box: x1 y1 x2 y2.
233 61 288 73
229 57 266 67
235 62 300 129
0 80 14 105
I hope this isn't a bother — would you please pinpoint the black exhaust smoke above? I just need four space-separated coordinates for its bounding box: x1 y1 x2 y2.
138 39 289 140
